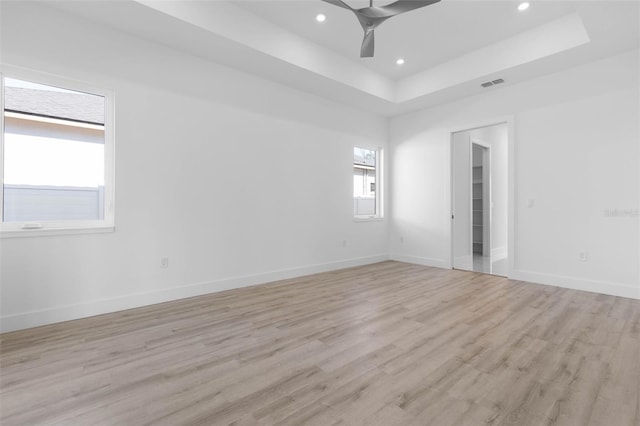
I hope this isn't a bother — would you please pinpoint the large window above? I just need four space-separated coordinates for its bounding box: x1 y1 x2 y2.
1 70 114 236
353 146 381 219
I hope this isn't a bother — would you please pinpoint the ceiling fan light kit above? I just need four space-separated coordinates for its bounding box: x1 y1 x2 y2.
321 0 441 58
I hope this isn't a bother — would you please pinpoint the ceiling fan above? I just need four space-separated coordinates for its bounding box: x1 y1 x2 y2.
321 0 441 58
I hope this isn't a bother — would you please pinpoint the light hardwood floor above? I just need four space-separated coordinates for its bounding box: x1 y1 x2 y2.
1 261 639 425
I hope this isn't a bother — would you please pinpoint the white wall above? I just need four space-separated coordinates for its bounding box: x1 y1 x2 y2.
0 3 390 332
390 49 640 299
1 3 639 333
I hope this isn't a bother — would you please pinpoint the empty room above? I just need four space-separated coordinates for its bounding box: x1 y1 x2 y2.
1 0 639 425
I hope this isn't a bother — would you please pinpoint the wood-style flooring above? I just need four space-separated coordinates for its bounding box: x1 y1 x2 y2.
1 261 639 425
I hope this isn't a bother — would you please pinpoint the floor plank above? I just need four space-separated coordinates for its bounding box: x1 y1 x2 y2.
1 261 639 425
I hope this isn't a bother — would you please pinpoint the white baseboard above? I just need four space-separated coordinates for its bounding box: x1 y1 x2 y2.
390 254 639 300
511 270 640 300
0 254 390 333
4 255 637 333
390 253 449 269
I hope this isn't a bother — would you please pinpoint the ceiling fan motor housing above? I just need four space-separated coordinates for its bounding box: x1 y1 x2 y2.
321 0 441 57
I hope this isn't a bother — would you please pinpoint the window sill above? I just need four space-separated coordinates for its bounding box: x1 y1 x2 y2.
1 225 115 239
354 216 385 223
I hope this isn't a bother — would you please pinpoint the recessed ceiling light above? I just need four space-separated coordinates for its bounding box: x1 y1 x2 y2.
396 58 405 65
316 13 326 22
518 2 530 11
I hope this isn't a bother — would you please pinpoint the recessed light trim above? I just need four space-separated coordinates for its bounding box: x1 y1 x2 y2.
316 13 326 22
396 58 405 65
518 2 530 11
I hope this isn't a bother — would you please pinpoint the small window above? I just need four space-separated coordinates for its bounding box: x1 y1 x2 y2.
1 72 114 236
353 146 382 219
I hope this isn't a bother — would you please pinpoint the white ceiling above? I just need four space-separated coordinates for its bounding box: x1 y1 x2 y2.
234 0 579 80
44 0 640 116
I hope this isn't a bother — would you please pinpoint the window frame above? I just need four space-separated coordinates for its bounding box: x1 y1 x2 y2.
0 65 115 238
353 145 383 221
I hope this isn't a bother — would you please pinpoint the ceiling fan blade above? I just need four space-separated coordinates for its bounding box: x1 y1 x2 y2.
359 0 440 19
322 0 440 58
320 0 352 11
360 28 374 58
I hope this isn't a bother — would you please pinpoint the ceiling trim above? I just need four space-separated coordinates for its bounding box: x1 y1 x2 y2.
135 0 396 101
396 13 590 102
134 1 591 109
37 0 636 117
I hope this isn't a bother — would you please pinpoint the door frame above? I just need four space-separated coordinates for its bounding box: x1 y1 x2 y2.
448 116 515 278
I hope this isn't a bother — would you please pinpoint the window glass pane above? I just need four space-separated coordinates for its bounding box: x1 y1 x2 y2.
3 78 106 222
353 147 377 217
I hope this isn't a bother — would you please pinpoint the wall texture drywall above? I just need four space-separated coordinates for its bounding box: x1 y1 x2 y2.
2 3 639 333
0 3 389 332
390 49 640 299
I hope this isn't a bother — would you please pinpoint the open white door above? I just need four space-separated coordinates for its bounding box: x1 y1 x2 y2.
452 132 472 271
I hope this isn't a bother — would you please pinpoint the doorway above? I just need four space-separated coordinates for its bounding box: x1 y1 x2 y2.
451 123 508 276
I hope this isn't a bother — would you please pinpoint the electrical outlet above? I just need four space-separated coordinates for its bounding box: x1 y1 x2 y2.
160 257 169 268
342 240 347 248
400 236 404 244
578 252 587 262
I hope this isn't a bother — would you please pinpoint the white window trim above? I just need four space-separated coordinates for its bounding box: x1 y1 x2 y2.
353 146 383 221
0 64 115 238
